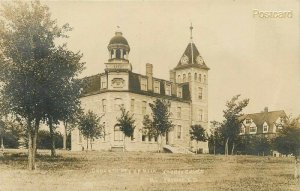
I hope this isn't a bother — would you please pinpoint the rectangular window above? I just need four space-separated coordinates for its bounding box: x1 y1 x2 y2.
198 87 203 99
130 99 135 112
177 107 181 119
142 101 147 115
249 126 257 134
165 83 171 96
240 127 245 134
246 119 251 124
199 109 203 121
177 87 182 98
263 125 268 133
154 81 160 93
114 98 123 111
114 126 123 141
101 76 107 89
102 99 107 112
141 78 147 91
177 125 182 139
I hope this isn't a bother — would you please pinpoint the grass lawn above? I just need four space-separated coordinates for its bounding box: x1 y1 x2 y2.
0 149 299 191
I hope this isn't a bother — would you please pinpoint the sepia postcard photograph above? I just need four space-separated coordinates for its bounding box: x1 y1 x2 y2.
0 0 299 190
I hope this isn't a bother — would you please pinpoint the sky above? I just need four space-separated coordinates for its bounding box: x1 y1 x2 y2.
41 0 299 122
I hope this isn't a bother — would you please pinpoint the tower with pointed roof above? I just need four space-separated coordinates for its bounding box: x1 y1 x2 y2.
171 24 209 150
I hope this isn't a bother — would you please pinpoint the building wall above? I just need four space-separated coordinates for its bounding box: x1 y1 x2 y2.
71 91 196 152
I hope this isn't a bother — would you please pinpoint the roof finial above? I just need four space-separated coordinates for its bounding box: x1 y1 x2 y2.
115 25 122 36
190 23 194 64
190 23 193 41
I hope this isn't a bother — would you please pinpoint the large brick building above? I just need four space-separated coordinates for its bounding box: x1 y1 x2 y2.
71 26 210 152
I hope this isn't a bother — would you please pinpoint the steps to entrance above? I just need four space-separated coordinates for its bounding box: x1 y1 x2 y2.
111 146 124 152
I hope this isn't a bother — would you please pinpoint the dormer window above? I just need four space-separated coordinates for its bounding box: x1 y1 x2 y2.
101 76 107 89
141 78 147 91
240 126 245 134
263 123 268 133
154 81 160 94
165 83 171 96
245 119 251 124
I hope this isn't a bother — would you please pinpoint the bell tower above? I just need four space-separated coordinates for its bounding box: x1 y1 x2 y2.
172 24 210 152
104 27 132 91
105 27 132 72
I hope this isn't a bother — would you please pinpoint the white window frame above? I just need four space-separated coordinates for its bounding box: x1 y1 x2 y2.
130 99 135 112
240 126 245 135
101 76 107 89
263 122 268 133
249 126 257 134
177 107 181 119
154 81 160 94
102 99 107 112
198 87 203 100
165 83 171 96
141 78 147 91
142 101 147 115
177 125 182 139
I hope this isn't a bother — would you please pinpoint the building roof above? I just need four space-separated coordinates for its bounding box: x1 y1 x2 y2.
239 110 286 128
175 42 209 70
109 31 129 46
81 72 191 102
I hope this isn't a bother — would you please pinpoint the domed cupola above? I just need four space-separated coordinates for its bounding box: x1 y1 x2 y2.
108 28 130 62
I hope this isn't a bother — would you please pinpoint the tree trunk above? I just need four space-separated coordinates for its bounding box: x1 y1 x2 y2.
90 138 93 151
49 118 56 157
63 121 67 150
27 118 34 170
86 138 89 151
28 130 33 170
32 119 39 169
159 135 163 153
213 139 216 155
231 142 235 155
1 136 3 151
123 135 125 152
225 138 229 156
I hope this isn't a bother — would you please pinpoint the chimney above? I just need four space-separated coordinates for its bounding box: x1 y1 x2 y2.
264 107 268 113
169 70 176 83
146 63 153 91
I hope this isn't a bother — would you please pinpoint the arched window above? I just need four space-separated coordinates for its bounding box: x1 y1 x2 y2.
102 99 107 112
114 98 123 111
188 73 191 81
199 74 202 82
111 50 114 59
183 74 186 82
116 49 121 59
114 126 123 141
177 75 181 83
123 51 127 59
194 73 197 81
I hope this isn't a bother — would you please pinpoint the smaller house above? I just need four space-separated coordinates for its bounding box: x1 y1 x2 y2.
239 107 287 138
